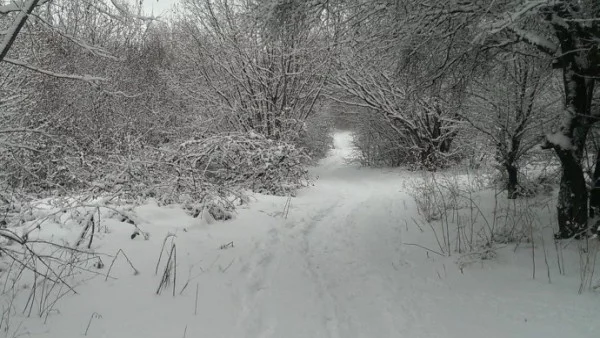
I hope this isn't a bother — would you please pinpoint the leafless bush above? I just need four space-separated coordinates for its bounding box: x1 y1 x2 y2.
0 232 104 328
177 132 311 197
348 105 462 170
407 170 545 256
408 168 600 290
7 131 309 216
351 112 409 167
295 114 334 162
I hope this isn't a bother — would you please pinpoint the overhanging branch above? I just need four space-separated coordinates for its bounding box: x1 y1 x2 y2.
3 58 108 82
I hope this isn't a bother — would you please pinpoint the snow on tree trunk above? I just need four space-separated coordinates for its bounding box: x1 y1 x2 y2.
550 64 594 238
546 1 598 238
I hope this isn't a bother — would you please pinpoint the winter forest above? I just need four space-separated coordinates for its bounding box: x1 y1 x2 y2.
1 0 600 337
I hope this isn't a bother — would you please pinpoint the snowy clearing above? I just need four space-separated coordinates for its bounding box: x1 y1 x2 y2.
3 131 600 338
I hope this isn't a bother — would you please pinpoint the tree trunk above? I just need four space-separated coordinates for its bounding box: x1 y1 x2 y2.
551 116 590 239
549 6 598 238
505 134 522 199
505 164 519 199
555 147 588 239
589 148 600 234
552 74 594 238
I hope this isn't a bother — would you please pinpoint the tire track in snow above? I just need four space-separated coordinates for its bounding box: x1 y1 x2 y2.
290 191 382 338
234 198 343 338
234 130 429 337
234 226 281 338
234 184 432 338
297 189 426 338
294 199 348 338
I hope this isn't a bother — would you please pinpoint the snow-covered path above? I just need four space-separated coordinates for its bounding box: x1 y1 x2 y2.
231 133 423 338
16 131 600 338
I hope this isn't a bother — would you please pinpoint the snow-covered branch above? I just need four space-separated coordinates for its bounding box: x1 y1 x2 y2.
0 0 48 14
0 140 42 152
3 58 108 82
0 0 41 62
31 13 119 60
0 128 52 136
483 0 552 35
507 26 559 56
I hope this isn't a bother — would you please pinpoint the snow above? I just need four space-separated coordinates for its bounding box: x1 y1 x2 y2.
546 132 573 150
507 26 558 55
3 131 600 337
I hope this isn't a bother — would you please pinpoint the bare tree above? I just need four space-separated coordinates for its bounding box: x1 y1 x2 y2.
469 0 600 238
327 0 470 169
464 53 559 198
173 0 331 141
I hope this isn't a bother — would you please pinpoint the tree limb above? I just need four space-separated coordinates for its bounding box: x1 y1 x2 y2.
0 0 41 62
3 58 108 82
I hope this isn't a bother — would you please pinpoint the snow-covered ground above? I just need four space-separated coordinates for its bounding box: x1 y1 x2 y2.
4 131 600 338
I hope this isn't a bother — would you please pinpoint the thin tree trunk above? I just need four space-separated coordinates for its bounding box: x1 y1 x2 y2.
505 133 522 199
589 148 600 234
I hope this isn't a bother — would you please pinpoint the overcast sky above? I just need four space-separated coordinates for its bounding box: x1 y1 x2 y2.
139 0 179 15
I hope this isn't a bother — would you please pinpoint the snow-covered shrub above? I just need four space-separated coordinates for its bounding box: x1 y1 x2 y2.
351 114 410 167
350 109 462 170
457 244 497 271
0 131 312 223
176 132 311 196
295 114 334 162
408 175 442 222
0 132 83 193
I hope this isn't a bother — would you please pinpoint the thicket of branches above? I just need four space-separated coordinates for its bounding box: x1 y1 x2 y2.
1 0 327 210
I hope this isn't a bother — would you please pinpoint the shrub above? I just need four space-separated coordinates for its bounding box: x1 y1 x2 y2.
176 132 311 196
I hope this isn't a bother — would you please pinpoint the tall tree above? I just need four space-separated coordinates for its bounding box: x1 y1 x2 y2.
473 0 600 238
463 53 558 198
174 0 331 140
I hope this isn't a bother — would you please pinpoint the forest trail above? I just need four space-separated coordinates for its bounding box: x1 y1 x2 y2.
224 131 599 338
230 131 425 338
16 132 600 338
